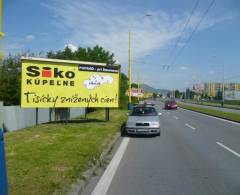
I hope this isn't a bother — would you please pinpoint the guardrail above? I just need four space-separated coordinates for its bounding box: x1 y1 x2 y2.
0 129 8 195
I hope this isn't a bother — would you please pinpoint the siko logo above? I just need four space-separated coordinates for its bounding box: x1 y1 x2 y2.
26 66 75 79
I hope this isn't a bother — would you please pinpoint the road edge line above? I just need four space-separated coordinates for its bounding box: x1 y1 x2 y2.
91 137 130 195
179 107 240 126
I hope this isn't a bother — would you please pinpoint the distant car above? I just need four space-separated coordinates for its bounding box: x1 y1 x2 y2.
143 101 155 106
125 106 161 136
164 100 177 109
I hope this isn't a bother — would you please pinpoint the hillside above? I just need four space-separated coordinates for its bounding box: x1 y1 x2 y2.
140 84 170 95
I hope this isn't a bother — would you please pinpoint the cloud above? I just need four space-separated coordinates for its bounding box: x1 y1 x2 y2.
180 66 188 70
42 0 232 83
84 75 113 89
43 0 233 67
64 43 78 52
4 34 36 54
25 35 35 42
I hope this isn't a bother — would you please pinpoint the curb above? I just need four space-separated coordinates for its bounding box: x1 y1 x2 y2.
179 107 240 124
181 101 240 111
67 132 121 195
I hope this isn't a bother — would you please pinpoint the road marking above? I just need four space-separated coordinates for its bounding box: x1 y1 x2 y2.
216 142 240 158
173 116 179 120
185 123 196 130
179 108 240 126
91 137 130 195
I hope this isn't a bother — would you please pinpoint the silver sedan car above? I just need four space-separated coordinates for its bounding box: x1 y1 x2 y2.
125 106 162 136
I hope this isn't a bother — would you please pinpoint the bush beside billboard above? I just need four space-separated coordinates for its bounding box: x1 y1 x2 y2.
21 58 120 108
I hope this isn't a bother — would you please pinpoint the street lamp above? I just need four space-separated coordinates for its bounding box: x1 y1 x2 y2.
222 64 225 107
128 14 152 109
0 0 5 61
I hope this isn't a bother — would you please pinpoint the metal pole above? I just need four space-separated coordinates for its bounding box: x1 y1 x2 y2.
222 64 225 107
0 0 5 60
128 30 132 109
0 129 8 195
137 63 140 102
36 108 38 126
105 108 110 121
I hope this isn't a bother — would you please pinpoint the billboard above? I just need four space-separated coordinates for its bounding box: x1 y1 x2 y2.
131 88 143 97
21 58 120 108
224 90 240 100
125 88 143 97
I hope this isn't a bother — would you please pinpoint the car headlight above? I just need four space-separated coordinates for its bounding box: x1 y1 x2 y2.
126 122 135 127
151 122 160 127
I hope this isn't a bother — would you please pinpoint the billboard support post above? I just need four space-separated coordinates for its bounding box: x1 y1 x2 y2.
0 129 8 195
105 108 110 121
36 108 38 126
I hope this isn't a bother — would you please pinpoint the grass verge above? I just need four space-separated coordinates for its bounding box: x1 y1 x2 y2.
5 109 127 195
183 100 240 110
178 103 240 123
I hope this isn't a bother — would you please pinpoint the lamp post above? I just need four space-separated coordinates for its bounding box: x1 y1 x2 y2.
128 30 132 109
0 0 5 61
222 64 225 107
137 63 140 101
128 14 152 109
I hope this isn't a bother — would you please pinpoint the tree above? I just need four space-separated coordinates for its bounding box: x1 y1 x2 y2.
0 55 21 105
47 45 116 65
152 93 157 99
120 73 129 109
174 90 181 98
131 83 138 88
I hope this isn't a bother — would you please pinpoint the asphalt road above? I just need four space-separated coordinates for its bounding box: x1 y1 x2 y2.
97 101 240 195
179 101 240 114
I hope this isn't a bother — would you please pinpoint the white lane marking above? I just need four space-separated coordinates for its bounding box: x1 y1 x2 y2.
173 116 179 120
185 123 196 130
91 137 130 195
179 108 240 126
216 142 240 158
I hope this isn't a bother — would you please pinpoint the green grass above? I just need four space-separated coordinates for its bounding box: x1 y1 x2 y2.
178 103 240 122
184 100 240 110
5 109 127 195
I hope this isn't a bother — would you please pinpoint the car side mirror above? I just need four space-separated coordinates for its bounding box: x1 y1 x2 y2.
158 113 162 116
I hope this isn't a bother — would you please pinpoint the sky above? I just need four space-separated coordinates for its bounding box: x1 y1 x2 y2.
3 0 240 90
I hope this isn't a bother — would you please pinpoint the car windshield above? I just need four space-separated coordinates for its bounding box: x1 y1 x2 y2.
131 107 157 116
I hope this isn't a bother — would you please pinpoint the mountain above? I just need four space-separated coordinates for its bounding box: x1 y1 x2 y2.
140 84 170 95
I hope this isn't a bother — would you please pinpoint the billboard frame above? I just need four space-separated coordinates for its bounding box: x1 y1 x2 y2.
21 57 121 121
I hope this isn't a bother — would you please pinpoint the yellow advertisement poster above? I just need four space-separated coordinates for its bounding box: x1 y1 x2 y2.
21 58 120 108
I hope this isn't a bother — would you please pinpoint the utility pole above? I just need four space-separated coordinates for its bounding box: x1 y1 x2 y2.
222 64 225 107
0 0 5 61
127 14 152 109
128 30 132 109
137 63 140 102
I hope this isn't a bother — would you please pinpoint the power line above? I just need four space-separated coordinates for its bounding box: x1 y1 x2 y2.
168 0 216 70
163 0 200 70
